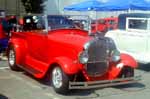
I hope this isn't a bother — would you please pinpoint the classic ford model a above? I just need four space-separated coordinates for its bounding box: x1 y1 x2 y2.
8 15 140 94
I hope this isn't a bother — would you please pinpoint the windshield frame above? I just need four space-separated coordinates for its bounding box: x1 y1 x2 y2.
126 17 148 31
46 15 91 32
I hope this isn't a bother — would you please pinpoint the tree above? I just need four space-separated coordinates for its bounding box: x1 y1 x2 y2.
21 0 46 14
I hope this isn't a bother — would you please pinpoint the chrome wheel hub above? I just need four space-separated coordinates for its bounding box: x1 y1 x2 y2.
9 49 15 66
52 67 62 88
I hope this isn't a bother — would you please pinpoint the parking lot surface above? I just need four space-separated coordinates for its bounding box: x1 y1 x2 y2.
0 61 150 99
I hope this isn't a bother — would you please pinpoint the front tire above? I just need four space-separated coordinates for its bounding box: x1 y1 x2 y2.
119 67 134 78
51 66 69 94
8 46 20 70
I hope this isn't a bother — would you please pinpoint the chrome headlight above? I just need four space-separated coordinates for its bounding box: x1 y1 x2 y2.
111 49 120 62
84 41 91 50
79 50 89 64
79 41 91 64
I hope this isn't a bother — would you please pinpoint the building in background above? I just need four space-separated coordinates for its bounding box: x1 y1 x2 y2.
44 0 150 19
0 0 25 15
44 0 83 14
44 0 127 19
0 0 149 19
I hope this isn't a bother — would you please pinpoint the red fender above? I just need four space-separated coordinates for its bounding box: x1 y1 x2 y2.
107 53 138 79
120 53 138 68
51 57 80 75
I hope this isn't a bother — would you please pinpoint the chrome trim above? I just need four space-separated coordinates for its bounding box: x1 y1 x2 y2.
69 75 141 89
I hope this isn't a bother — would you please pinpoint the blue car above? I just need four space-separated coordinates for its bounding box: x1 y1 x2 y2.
0 18 9 53
0 38 8 53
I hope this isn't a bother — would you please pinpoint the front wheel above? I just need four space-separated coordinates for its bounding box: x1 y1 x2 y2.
51 66 69 94
119 67 134 78
117 67 135 88
8 46 20 70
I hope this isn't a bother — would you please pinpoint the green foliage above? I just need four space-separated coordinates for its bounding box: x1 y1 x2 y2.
21 0 46 14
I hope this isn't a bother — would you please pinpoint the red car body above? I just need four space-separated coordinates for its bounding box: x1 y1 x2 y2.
91 17 118 33
8 15 139 94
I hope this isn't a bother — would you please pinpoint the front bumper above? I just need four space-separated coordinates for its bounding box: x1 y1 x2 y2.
69 75 141 89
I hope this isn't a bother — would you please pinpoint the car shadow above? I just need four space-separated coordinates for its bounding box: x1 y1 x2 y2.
114 82 145 92
138 63 150 72
0 94 8 99
64 89 97 96
61 83 145 96
23 72 97 96
23 71 145 96
21 65 145 96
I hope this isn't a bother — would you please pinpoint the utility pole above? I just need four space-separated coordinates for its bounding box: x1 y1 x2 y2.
4 0 7 14
16 0 20 16
57 0 60 14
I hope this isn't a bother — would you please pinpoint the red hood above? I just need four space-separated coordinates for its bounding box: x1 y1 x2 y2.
48 29 93 50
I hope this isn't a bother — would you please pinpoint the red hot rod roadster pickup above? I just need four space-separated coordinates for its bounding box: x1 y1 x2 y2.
8 15 140 94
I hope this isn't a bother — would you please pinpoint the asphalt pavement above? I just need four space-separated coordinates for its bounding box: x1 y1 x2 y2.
0 60 150 99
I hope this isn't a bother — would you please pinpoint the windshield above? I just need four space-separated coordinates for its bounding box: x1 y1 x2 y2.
47 15 74 29
47 15 90 31
20 15 90 32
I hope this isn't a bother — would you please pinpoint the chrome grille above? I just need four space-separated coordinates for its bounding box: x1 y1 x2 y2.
86 37 110 76
88 37 108 62
86 62 108 76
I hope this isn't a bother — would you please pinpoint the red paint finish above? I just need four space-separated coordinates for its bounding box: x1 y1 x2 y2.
9 29 92 78
120 53 138 68
9 28 137 80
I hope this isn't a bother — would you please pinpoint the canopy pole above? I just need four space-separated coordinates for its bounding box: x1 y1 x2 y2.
95 11 98 33
128 8 131 13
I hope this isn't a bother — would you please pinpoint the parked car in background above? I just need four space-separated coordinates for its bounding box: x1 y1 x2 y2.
0 15 17 54
0 17 8 54
8 15 139 94
91 17 118 34
106 13 150 63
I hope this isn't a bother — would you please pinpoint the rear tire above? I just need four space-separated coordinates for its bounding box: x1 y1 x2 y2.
51 66 69 94
8 46 20 71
